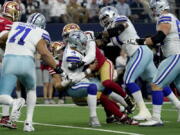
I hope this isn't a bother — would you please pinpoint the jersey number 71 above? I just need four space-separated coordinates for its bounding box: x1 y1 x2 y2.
9 25 32 45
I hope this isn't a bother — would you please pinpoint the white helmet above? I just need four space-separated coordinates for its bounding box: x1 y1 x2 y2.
68 30 87 52
149 0 170 16
99 6 119 28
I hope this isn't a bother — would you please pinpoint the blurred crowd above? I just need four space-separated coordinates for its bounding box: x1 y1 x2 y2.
0 0 180 24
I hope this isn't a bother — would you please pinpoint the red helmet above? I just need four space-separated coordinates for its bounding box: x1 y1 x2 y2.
2 1 21 21
62 23 80 42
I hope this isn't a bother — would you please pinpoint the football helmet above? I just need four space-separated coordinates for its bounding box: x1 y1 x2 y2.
149 0 170 16
51 41 66 59
2 1 21 21
68 30 87 52
99 6 119 28
62 23 80 42
27 13 46 29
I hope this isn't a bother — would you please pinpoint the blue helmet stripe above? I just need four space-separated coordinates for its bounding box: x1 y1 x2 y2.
32 13 41 24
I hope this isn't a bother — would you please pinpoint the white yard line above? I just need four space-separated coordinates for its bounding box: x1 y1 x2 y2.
17 120 144 135
0 112 143 135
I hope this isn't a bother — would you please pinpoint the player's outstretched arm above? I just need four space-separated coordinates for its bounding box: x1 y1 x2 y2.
136 23 171 46
37 39 57 69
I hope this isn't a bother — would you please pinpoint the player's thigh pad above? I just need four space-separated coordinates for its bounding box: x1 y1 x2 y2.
4 55 37 90
124 46 154 84
68 82 93 98
89 77 105 92
99 59 114 82
153 54 180 88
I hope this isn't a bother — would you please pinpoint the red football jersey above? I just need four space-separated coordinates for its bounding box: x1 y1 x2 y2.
95 47 107 70
0 16 12 32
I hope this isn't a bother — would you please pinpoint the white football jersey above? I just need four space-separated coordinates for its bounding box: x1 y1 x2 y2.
157 13 180 57
62 45 84 76
109 15 140 56
5 22 50 57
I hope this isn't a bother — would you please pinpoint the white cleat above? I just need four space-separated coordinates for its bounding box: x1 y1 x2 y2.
23 121 35 132
10 98 25 122
89 116 101 127
139 118 163 127
133 109 152 121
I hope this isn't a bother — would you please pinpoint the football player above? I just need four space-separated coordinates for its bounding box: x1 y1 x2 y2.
0 13 62 131
49 31 138 125
129 0 180 126
62 23 135 114
0 1 21 129
96 6 180 121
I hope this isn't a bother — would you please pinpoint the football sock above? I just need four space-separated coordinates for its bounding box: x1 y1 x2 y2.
152 91 163 120
87 94 97 117
2 105 10 116
100 94 123 118
126 83 147 111
163 86 180 109
26 90 37 122
109 92 127 107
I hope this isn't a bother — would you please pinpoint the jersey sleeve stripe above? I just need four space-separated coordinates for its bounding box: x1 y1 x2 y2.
42 36 51 43
66 59 80 62
67 56 80 60
159 16 171 19
158 19 172 24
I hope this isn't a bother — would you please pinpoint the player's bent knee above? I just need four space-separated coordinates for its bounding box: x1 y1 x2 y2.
87 84 97 95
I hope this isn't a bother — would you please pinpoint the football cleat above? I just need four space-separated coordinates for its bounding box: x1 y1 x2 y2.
139 118 163 127
23 121 35 132
106 115 118 124
89 116 101 127
119 114 139 125
10 98 25 122
0 116 17 129
133 109 152 121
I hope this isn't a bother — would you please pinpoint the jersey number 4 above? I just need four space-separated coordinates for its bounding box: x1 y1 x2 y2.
9 25 32 45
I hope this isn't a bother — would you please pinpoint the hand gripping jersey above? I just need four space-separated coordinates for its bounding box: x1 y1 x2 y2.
0 16 12 32
157 13 180 57
61 45 85 76
5 22 51 58
109 15 140 56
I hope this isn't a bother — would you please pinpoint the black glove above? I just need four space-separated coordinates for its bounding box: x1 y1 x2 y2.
68 61 85 71
54 65 63 74
94 32 103 39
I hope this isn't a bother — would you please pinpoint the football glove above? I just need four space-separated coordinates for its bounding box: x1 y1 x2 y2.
54 65 63 74
68 61 85 71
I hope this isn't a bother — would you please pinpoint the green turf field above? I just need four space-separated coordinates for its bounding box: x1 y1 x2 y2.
0 103 180 135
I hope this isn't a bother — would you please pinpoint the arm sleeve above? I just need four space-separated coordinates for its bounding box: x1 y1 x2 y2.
82 41 96 65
